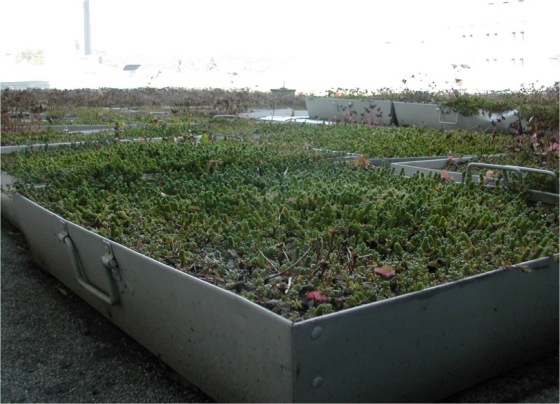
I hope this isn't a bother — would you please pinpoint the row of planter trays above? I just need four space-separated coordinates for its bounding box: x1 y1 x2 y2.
3 124 113 133
1 143 558 402
382 156 558 205
341 154 557 206
305 97 524 133
3 142 556 205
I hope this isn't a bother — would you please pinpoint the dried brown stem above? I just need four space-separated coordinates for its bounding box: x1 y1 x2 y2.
264 245 313 281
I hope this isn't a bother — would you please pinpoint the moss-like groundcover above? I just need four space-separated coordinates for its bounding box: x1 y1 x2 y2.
3 134 558 322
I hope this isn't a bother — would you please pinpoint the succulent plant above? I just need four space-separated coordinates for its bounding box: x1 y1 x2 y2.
2 124 558 322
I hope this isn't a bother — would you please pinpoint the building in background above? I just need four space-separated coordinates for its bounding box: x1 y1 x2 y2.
1 0 556 92
83 0 92 56
442 0 558 90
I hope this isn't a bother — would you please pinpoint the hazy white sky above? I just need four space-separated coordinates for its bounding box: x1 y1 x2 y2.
1 0 451 56
1 0 557 92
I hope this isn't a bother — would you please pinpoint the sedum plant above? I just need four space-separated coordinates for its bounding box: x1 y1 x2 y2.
3 140 558 322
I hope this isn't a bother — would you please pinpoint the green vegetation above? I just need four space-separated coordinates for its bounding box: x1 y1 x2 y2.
0 128 114 146
1 117 521 156
327 82 559 128
3 137 558 321
1 87 305 128
1 86 558 321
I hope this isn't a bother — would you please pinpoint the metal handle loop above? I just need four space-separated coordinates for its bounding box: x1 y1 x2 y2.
58 222 120 305
465 162 558 193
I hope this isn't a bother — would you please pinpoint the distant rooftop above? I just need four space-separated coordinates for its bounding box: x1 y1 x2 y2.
1 81 50 90
123 64 141 71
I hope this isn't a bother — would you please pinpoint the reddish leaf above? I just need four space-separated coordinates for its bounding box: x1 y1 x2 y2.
307 290 328 303
354 155 366 168
440 170 453 182
483 170 497 185
374 265 396 279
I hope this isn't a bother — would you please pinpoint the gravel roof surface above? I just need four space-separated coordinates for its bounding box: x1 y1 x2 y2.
1 216 212 403
1 215 558 403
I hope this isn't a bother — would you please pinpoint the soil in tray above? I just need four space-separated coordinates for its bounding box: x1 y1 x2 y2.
2 140 558 322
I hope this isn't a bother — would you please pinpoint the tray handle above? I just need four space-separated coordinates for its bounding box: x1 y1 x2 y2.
465 162 558 193
58 221 120 305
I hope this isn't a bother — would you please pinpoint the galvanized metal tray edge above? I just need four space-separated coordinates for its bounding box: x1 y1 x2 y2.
5 193 295 403
390 158 559 205
2 172 558 402
293 255 559 402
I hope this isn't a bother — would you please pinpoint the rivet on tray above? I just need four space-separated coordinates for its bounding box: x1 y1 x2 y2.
312 376 323 389
311 326 323 339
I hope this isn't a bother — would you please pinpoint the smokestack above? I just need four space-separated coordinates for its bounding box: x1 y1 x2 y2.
83 0 91 55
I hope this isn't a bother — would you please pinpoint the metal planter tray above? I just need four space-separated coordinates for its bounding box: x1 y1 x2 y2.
1 189 558 403
1 143 90 155
305 97 521 133
363 156 450 169
305 97 394 126
3 124 112 134
1 173 19 226
0 137 185 155
390 157 559 205
392 102 521 134
42 124 112 133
